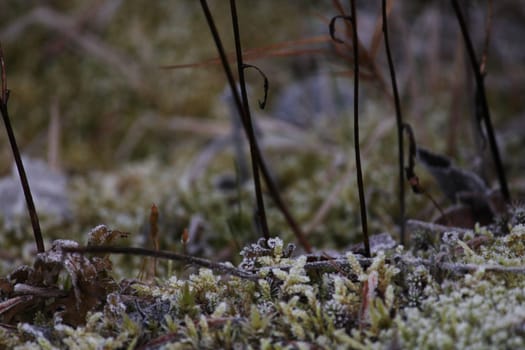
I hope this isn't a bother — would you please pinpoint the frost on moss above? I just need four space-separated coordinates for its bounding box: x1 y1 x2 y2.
367 222 525 350
2 221 525 349
380 279 525 350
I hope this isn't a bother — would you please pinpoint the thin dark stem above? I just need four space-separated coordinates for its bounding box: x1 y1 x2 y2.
382 0 405 245
198 0 312 252
63 245 258 280
0 44 44 253
450 0 510 203
229 0 269 240
349 1 370 257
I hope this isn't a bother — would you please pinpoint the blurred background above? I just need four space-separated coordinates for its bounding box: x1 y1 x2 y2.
0 1 523 274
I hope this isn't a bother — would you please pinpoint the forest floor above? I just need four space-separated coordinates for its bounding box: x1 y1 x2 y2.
0 1 524 349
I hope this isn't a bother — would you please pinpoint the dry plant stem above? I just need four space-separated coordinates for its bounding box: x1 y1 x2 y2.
406 219 469 237
329 8 370 257
382 0 405 245
369 0 393 59
0 296 32 316
296 256 525 276
438 262 525 275
349 1 371 258
480 0 493 76
149 203 159 277
198 0 312 253
63 245 258 281
229 0 269 239
331 0 390 96
14 283 67 298
0 44 44 253
162 39 329 70
451 0 510 203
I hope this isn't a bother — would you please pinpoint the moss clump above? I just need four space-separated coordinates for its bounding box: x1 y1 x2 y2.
0 212 524 349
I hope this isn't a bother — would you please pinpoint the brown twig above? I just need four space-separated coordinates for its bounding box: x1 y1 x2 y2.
369 0 393 59
161 35 331 70
269 254 525 277
149 203 159 277
63 245 258 281
330 0 390 96
480 0 493 76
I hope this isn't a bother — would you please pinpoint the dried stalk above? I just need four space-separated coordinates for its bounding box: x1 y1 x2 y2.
198 0 312 252
349 1 370 257
229 0 269 239
450 0 510 203
382 0 406 244
328 4 370 257
63 245 258 281
0 44 45 253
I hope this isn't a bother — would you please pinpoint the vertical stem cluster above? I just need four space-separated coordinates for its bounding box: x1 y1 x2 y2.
198 0 312 252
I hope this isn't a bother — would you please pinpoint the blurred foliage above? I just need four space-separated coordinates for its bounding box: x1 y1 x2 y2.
0 1 319 170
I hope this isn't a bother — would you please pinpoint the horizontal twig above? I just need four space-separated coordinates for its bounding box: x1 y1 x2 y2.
62 245 258 281
406 219 469 236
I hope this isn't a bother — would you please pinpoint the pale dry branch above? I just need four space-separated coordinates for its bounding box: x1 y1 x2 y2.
63 245 258 281
269 255 525 277
1 6 142 88
406 219 469 236
304 118 394 235
115 114 335 161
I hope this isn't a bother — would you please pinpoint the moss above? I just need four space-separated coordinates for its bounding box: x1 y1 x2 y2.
1 2 524 348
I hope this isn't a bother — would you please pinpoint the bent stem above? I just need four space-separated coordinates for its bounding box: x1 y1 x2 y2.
198 0 312 252
229 0 269 239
